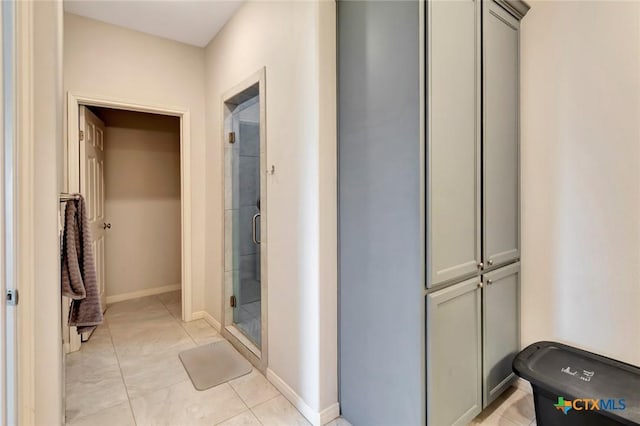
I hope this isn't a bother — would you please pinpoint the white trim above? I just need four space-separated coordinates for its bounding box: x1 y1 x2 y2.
265 368 340 426
105 284 181 305
65 92 194 329
190 310 222 332
319 403 341 426
15 1 35 424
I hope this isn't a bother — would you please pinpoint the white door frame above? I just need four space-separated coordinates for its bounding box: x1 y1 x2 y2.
66 93 193 327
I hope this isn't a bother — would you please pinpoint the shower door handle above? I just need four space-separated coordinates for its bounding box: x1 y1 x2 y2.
252 213 261 245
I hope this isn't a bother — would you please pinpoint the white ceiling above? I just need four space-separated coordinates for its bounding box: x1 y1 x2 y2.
64 0 245 47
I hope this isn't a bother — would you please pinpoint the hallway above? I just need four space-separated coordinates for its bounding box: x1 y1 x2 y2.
64 292 311 425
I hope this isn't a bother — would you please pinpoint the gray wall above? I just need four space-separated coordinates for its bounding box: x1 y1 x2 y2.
338 1 423 424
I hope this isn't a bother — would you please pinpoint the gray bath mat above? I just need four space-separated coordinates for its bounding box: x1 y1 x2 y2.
179 340 252 391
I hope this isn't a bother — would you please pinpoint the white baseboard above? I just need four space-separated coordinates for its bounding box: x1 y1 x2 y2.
106 283 181 304
266 368 340 426
319 402 341 425
191 310 222 331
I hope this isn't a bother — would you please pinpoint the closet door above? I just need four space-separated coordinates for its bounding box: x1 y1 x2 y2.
482 262 520 407
427 277 482 426
427 0 481 287
483 1 520 269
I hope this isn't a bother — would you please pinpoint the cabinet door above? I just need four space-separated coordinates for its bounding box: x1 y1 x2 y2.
483 262 520 406
427 0 481 287
483 1 520 268
427 277 482 425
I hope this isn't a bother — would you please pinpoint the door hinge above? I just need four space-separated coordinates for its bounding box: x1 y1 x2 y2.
79 130 84 141
6 289 18 306
230 295 237 308
228 132 236 144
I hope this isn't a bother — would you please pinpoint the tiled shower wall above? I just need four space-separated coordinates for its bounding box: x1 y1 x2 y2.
225 97 261 319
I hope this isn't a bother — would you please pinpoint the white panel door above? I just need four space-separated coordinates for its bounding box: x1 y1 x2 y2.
79 106 106 311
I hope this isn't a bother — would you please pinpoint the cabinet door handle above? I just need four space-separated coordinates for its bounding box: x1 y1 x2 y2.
477 282 483 289
252 213 261 245
477 262 484 269
488 259 494 266
486 279 493 285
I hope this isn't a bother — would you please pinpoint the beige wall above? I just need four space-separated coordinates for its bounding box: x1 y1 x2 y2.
99 109 181 299
521 1 640 365
63 12 207 312
204 0 338 418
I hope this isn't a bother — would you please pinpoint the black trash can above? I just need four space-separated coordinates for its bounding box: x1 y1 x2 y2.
513 341 640 426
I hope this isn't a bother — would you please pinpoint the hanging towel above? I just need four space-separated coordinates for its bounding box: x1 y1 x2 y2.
61 196 103 334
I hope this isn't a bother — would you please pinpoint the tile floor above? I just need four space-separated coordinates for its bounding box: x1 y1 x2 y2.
471 383 537 426
65 290 535 426
235 300 261 345
65 291 310 426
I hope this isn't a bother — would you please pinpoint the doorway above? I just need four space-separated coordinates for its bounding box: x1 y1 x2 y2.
91 106 182 304
64 94 193 352
221 69 268 371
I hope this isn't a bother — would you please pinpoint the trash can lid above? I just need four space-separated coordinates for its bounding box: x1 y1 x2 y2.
513 341 640 424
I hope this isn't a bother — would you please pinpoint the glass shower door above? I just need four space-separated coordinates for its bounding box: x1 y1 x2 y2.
231 97 261 347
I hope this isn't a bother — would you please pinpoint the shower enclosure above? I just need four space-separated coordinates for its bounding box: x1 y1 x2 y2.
222 70 267 369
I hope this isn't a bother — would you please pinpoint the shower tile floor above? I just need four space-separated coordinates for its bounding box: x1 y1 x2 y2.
64 291 318 426
236 300 261 345
65 290 535 426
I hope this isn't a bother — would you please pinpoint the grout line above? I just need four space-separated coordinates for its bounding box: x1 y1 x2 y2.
64 325 131 424
107 298 203 401
214 383 253 425
179 320 200 347
248 394 284 426
105 318 139 426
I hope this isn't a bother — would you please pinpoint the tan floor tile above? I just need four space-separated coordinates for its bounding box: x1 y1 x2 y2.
65 337 128 422
156 290 181 306
325 418 353 426
66 401 135 426
66 298 308 426
471 412 520 426
119 344 194 399
495 388 535 426
166 301 182 319
216 410 262 426
251 395 311 426
105 296 168 324
181 319 225 345
110 319 194 360
131 380 247 426
65 364 129 423
473 387 535 426
229 369 280 407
